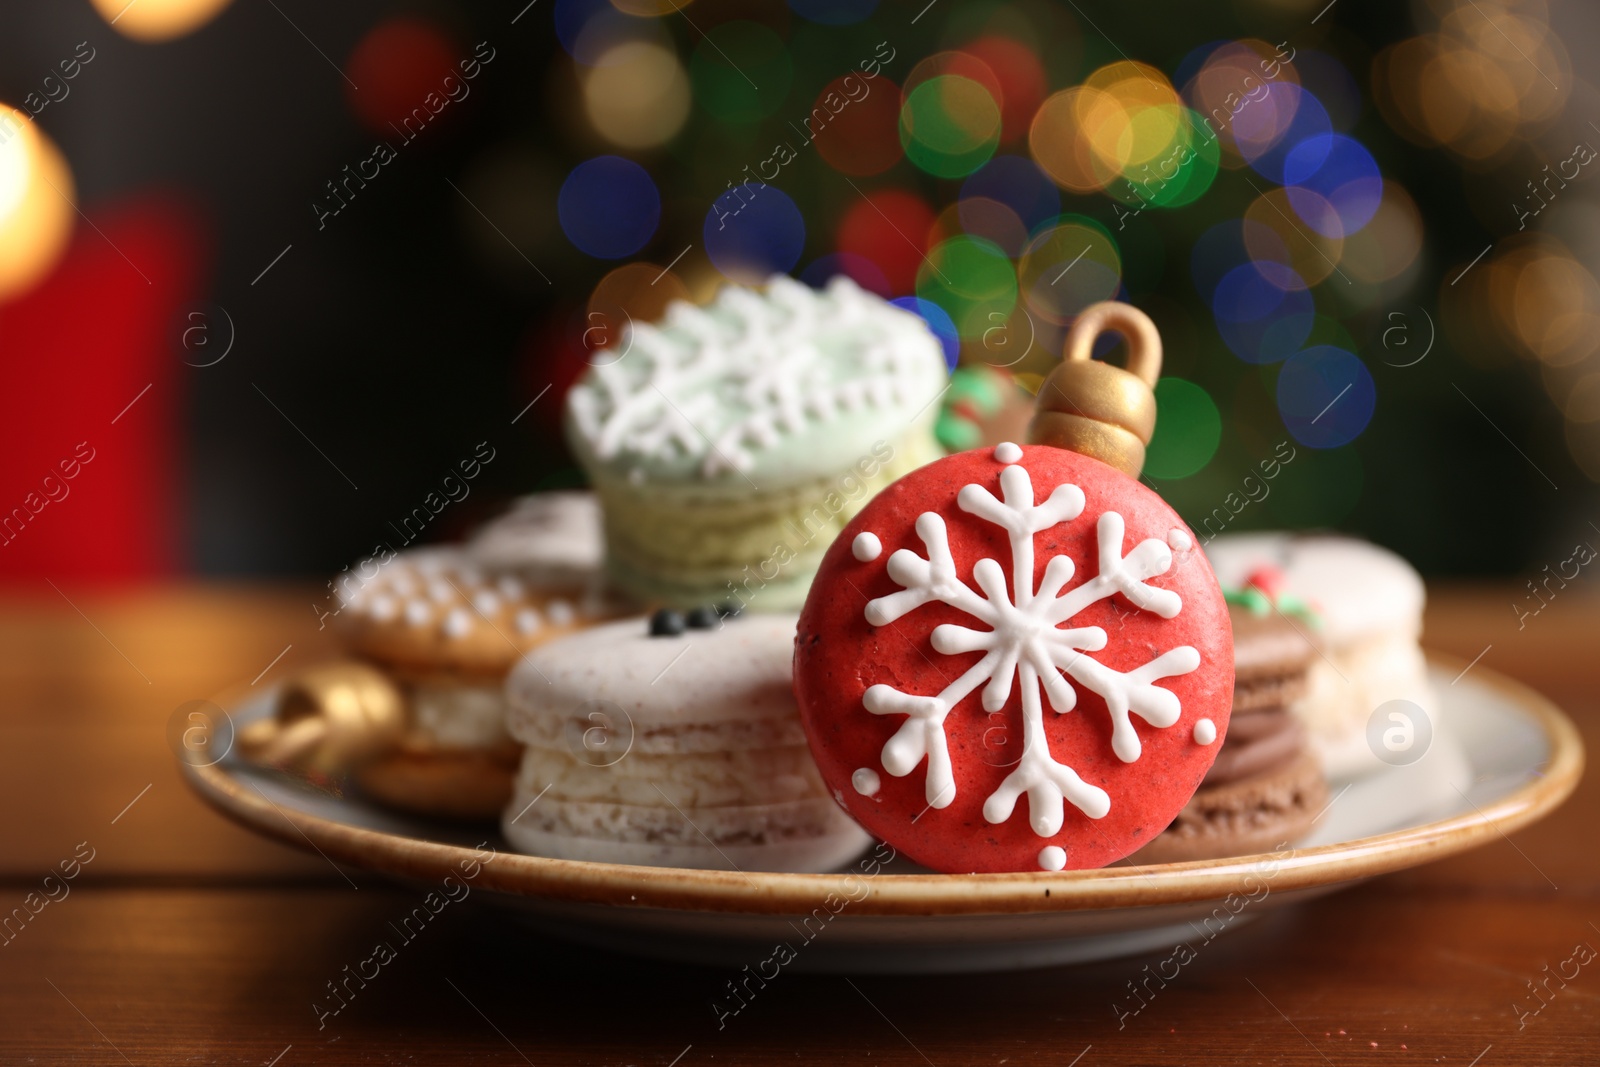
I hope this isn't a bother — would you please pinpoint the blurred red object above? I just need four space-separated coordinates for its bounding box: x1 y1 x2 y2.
0 196 202 583
345 17 463 136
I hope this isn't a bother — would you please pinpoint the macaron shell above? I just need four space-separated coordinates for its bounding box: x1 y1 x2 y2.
795 445 1234 873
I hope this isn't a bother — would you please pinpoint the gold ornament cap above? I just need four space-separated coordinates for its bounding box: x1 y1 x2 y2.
238 662 407 774
1026 301 1161 478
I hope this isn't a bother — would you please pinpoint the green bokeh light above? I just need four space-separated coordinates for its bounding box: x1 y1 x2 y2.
915 235 1018 340
899 75 1001 178
690 22 792 124
1146 377 1223 479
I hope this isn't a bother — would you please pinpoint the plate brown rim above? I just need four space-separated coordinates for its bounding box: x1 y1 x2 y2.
181 656 1583 917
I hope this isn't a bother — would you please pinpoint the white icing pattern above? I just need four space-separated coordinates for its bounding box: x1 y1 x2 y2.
1038 845 1067 871
852 767 882 796
567 275 941 478
860 462 1200 837
853 532 883 562
1193 718 1216 745
994 441 1023 464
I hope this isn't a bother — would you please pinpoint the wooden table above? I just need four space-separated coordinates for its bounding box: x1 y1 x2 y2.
1 582 1595 1064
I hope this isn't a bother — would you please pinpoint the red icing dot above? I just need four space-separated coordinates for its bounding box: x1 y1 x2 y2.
795 446 1234 873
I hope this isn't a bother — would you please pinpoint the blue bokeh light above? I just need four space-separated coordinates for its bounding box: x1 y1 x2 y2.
1276 345 1376 448
961 156 1062 233
891 296 960 371
1284 134 1383 238
1189 220 1249 303
1212 263 1315 363
558 156 660 259
1240 84 1332 186
703 183 806 279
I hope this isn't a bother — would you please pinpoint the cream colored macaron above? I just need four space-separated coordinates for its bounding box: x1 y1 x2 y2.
503 611 871 871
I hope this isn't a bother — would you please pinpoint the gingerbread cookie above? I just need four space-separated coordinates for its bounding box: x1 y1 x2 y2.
795 441 1234 873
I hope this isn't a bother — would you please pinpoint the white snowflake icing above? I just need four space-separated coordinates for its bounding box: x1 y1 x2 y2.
567 275 945 478
860 455 1200 843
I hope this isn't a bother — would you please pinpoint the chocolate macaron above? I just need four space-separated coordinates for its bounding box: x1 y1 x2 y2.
1130 592 1328 863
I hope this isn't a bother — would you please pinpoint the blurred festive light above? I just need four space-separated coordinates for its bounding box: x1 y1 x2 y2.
1438 5 1567 125
810 75 904 177
788 0 876 25
1212 263 1314 363
1238 84 1329 185
1339 181 1422 285
835 189 935 294
1190 219 1249 301
915 235 1017 339
584 41 690 148
1082 62 1187 183
703 182 805 281
0 126 73 302
1145 378 1222 479
557 0 665 66
801 253 891 297
0 109 75 301
1115 109 1220 210
943 197 1029 257
1564 373 1600 424
891 296 960 371
1504 245 1600 367
1283 133 1382 238
1181 39 1301 165
1243 190 1343 289
1029 87 1125 192
558 156 660 258
690 21 792 124
586 262 689 354
900 75 1002 178
1276 345 1375 448
963 37 1047 145
961 155 1060 232
1373 31 1541 160
90 0 231 41
905 52 1005 104
1018 217 1121 326
344 17 461 136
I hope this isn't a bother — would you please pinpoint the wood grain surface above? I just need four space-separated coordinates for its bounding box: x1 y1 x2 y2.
0 581 1595 1063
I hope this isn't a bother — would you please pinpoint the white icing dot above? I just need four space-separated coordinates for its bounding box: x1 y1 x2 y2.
994 441 1023 464
1193 718 1217 745
368 595 398 622
547 599 576 626
404 601 431 626
472 591 501 616
427 580 454 603
391 576 416 597
496 575 525 600
1167 527 1193 552
852 768 881 796
1038 846 1067 872
514 608 542 635
442 608 473 639
852 532 883 562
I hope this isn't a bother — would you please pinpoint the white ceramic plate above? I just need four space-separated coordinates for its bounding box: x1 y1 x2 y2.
182 660 1582 973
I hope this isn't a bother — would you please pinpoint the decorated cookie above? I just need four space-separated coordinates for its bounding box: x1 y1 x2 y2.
795 442 1234 873
503 612 872 872
467 490 606 587
564 274 948 611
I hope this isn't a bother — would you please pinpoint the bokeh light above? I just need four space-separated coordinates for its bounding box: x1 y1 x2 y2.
1276 345 1376 448
1029 87 1124 193
810 75 904 176
586 262 690 356
90 0 232 40
788 0 876 25
690 21 792 124
943 197 1028 257
891 296 960 370
1212 263 1314 363
835 189 935 294
915 234 1017 339
344 17 461 136
557 0 665 67
900 75 1002 178
964 37 1047 145
1018 217 1122 325
1243 189 1343 289
961 155 1060 232
1145 378 1222 479
1283 133 1382 238
559 156 661 258
1238 84 1329 185
1339 181 1423 285
0 109 75 301
703 182 805 280
583 41 691 148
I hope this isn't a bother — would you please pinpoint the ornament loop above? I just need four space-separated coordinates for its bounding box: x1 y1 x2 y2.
1062 301 1162 387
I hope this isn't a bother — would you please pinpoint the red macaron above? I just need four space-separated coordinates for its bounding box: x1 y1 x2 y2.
795 442 1234 873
